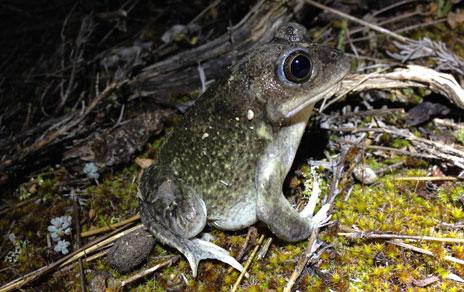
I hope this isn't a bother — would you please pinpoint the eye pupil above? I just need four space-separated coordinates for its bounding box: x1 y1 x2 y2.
291 55 311 79
284 51 312 83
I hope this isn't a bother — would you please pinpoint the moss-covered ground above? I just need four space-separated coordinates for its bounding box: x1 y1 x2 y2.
2 118 464 291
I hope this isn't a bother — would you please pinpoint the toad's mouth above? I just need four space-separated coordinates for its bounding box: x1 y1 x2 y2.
284 81 343 119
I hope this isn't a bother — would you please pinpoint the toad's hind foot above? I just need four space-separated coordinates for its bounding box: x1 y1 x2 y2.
139 170 243 277
141 203 243 277
185 238 244 277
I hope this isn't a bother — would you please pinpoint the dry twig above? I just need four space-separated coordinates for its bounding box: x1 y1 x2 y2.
392 176 457 181
81 214 140 238
227 227 258 274
304 0 412 43
339 231 464 243
284 229 319 292
389 239 464 265
231 235 265 292
305 0 464 75
324 125 464 169
120 255 180 288
339 65 464 109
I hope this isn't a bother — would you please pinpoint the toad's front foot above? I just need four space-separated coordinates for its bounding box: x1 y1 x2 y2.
300 180 332 229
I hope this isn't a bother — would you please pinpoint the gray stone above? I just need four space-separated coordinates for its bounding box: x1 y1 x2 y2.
107 228 155 273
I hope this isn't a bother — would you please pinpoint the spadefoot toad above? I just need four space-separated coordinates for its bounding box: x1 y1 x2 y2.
138 22 350 277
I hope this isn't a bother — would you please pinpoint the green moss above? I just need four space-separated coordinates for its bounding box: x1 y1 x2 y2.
87 165 139 227
455 129 464 145
326 166 464 290
391 138 411 149
437 183 464 203
336 20 348 51
435 0 453 17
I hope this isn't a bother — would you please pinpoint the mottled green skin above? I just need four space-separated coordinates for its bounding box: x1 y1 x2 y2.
138 22 350 276
161 80 265 226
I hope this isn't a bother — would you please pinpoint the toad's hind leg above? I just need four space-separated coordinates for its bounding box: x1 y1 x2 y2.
139 166 243 277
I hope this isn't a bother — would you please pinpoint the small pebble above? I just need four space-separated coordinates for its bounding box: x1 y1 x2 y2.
353 164 378 184
107 229 156 273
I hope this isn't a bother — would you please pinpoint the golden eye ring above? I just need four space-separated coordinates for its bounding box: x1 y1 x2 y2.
283 50 312 83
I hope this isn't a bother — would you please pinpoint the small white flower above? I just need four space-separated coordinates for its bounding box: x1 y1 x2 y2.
54 240 71 255
83 163 99 180
50 217 61 226
48 216 72 242
7 233 16 243
47 225 58 233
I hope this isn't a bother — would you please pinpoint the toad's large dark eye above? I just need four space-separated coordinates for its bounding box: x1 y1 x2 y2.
283 51 312 83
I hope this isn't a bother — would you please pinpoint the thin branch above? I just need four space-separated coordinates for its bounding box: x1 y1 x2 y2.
338 65 464 109
433 118 464 130
392 176 457 181
304 0 412 43
227 227 258 274
348 9 423 37
339 232 464 243
231 235 265 292
305 0 464 75
284 229 319 292
371 0 419 17
366 145 438 160
323 124 464 169
325 108 405 120
120 255 180 287
389 239 464 265
81 214 140 238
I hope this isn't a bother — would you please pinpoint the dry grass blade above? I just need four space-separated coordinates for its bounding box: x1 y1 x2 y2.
339 232 464 243
231 235 265 292
120 255 180 288
81 214 141 237
392 176 457 181
388 239 464 265
284 229 320 292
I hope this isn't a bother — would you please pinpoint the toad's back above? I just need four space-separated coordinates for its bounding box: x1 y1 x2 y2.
157 78 268 224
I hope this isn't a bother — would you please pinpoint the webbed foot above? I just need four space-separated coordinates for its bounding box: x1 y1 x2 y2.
184 238 244 277
139 170 243 277
299 180 332 229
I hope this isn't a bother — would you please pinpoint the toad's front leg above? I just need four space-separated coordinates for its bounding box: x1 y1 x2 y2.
256 159 329 242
